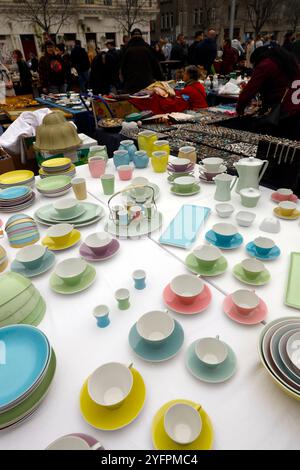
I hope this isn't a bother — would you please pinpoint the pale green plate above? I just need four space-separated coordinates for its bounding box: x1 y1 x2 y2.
285 252 300 309
233 263 271 286
171 184 200 196
36 175 71 191
185 253 228 276
50 264 96 294
34 202 104 226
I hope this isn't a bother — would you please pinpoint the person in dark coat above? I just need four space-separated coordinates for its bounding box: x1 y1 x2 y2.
12 49 32 95
38 41 67 94
56 43 72 91
170 34 188 68
105 40 120 90
195 29 217 73
28 52 38 72
292 32 300 63
89 52 111 95
188 31 203 65
70 40 90 92
282 32 294 53
221 39 239 75
120 29 163 94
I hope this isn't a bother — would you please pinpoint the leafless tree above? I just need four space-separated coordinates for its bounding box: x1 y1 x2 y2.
201 0 219 32
283 0 300 33
246 0 282 36
111 0 150 35
13 0 72 35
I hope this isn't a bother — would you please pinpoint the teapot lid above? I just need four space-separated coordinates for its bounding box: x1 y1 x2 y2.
236 157 264 166
240 187 260 197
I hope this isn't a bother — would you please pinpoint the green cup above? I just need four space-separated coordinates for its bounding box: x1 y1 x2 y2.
115 288 130 310
101 174 115 195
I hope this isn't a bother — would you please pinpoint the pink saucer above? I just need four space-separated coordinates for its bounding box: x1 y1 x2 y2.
79 239 120 261
271 192 298 203
163 283 212 315
223 294 267 325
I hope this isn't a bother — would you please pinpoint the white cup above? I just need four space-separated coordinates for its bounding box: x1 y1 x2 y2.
164 403 202 445
136 310 175 344
195 337 228 368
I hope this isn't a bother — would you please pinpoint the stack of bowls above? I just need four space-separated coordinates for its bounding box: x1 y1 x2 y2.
259 317 300 401
5 214 40 248
0 170 35 189
0 272 46 327
0 246 8 273
167 157 195 183
36 175 72 198
39 158 76 179
0 186 35 212
0 325 56 430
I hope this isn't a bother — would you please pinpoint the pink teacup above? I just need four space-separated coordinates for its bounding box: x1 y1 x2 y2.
170 274 204 305
88 157 106 178
231 289 260 315
118 165 133 181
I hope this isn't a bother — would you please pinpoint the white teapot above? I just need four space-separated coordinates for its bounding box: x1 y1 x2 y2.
234 157 269 194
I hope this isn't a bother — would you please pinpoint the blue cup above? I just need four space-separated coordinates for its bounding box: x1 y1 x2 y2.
119 140 137 162
93 305 110 328
133 269 146 290
113 150 130 168
133 150 149 169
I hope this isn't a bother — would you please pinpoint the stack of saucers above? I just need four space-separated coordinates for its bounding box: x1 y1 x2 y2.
35 198 104 228
0 324 56 430
167 157 195 183
39 158 76 179
259 316 300 401
5 214 40 248
0 170 35 189
36 175 72 198
0 272 46 327
0 246 8 273
0 186 35 212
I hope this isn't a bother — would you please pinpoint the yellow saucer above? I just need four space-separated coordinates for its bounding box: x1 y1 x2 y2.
152 399 214 450
273 207 300 220
42 229 81 251
79 368 146 430
0 170 34 185
42 158 71 168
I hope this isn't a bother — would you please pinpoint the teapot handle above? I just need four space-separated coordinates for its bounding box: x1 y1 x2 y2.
258 160 269 183
230 176 237 191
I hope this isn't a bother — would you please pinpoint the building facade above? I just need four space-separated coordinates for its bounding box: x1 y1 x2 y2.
0 0 158 62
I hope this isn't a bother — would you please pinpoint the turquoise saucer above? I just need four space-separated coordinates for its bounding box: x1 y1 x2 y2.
233 263 271 286
246 242 281 261
129 320 184 362
11 251 56 278
185 340 237 383
205 230 243 250
185 253 228 276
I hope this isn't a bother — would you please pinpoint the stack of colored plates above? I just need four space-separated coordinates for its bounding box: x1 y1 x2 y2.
34 202 104 228
5 214 40 248
0 325 55 430
259 316 300 401
0 186 35 212
0 246 8 273
39 158 76 179
0 272 46 327
0 170 35 189
36 175 72 198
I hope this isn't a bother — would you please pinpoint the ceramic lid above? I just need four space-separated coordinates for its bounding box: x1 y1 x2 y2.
235 157 264 166
240 187 260 198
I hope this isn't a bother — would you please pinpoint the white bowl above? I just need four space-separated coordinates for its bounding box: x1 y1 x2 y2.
195 337 228 367
170 274 204 304
164 403 202 445
259 217 281 234
15 244 46 268
55 258 87 285
87 362 133 408
46 223 73 241
136 310 175 344
231 289 260 314
286 331 300 371
236 211 256 227
215 203 234 218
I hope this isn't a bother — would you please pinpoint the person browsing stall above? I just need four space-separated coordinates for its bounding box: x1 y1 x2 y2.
176 65 207 110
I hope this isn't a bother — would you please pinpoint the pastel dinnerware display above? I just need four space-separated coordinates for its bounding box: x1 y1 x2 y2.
215 203 234 218
87 362 133 409
36 175 72 198
151 151 169 173
271 188 298 203
113 150 130 168
53 198 83 220
153 140 170 156
234 156 268 194
93 305 110 328
0 170 34 189
88 157 106 178
133 270 146 290
223 289 267 325
151 399 214 450
178 146 197 164
213 174 237 202
240 187 261 208
119 140 137 161
132 150 149 169
71 177 87 200
0 186 35 213
101 174 115 196
137 130 158 156
5 214 40 248
46 433 103 450
115 288 130 310
117 165 133 181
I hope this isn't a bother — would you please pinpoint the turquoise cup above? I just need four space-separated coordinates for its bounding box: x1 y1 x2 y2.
133 151 149 169
119 140 137 162
113 150 130 168
93 305 110 328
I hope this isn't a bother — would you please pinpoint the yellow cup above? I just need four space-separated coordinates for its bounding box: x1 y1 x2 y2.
137 131 158 157
153 140 170 156
71 177 87 200
151 151 169 173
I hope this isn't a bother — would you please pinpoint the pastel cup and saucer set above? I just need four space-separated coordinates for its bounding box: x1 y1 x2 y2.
168 157 194 174
11 244 55 278
129 310 184 362
185 336 237 383
223 289 268 325
273 201 300 220
233 258 271 286
185 244 228 276
246 236 281 261
80 362 146 430
205 223 243 250
271 188 298 204
163 274 212 315
42 223 81 251
199 157 227 183
50 257 96 294
51 198 86 222
171 176 200 196
80 232 120 261
152 399 214 450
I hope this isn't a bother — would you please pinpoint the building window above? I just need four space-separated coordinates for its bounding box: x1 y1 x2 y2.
211 7 216 22
170 12 174 28
199 8 203 24
165 12 169 28
193 9 198 26
104 0 112 5
161 14 164 29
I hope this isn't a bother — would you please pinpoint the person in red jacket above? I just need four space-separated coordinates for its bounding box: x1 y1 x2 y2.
221 39 239 75
177 65 207 109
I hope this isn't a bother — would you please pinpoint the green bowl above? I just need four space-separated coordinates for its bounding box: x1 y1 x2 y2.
0 288 41 326
0 285 35 321
0 272 32 307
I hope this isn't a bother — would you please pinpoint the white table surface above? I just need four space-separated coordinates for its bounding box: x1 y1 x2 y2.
1 160 300 450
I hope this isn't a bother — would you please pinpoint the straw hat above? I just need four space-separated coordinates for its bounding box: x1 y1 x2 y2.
35 111 82 152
